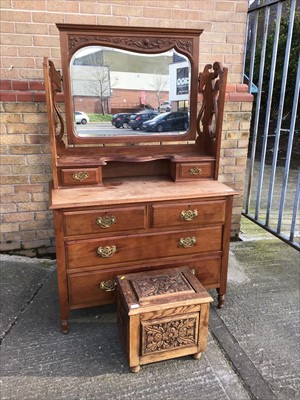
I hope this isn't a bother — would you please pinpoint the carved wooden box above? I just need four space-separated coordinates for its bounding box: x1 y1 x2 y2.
116 266 213 372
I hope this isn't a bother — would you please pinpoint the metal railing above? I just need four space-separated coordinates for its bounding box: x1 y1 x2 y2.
243 0 300 250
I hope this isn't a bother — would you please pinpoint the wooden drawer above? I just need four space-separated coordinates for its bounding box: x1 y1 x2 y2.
68 255 222 309
66 226 223 269
151 200 225 228
63 206 146 236
68 266 145 308
177 162 214 180
60 168 101 186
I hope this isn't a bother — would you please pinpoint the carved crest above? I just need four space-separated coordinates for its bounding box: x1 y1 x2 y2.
197 62 227 140
68 35 192 55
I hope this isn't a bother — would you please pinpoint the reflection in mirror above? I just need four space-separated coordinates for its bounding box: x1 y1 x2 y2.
70 46 191 137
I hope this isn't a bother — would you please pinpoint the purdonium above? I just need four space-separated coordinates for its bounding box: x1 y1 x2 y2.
116 266 213 372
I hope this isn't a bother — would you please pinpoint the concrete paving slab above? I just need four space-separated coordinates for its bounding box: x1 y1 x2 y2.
0 257 250 400
1 239 299 400
211 239 300 400
0 254 56 341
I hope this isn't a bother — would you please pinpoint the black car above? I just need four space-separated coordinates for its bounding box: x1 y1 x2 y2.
111 113 133 128
142 112 189 132
129 111 158 130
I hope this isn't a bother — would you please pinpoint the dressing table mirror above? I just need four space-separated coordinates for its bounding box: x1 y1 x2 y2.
44 24 236 333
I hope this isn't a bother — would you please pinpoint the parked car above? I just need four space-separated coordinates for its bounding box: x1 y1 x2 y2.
160 101 171 112
129 111 159 130
111 113 133 129
75 111 89 125
142 112 189 133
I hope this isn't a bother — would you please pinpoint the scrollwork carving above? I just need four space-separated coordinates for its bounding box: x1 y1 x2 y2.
68 35 192 55
49 60 64 141
197 61 227 140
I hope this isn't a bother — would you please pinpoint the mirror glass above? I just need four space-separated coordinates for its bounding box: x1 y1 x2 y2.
70 46 191 138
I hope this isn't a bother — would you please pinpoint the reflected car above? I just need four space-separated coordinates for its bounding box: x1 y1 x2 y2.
160 101 171 112
111 113 133 129
75 111 89 125
142 112 189 132
129 111 159 130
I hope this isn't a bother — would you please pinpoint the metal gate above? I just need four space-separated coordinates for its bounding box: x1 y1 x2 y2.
243 0 300 250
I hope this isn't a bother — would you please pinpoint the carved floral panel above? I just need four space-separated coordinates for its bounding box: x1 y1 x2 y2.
142 315 198 355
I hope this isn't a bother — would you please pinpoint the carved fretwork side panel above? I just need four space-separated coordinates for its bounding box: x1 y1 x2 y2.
43 58 64 188
196 62 228 179
141 314 199 355
48 60 65 143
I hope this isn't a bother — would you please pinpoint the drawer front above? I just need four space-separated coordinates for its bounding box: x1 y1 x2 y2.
193 256 221 287
64 206 146 236
178 162 214 180
151 200 225 228
66 226 223 269
68 256 221 309
68 266 145 308
60 168 101 186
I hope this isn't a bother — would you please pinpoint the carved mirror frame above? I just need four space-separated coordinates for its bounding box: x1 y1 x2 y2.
56 24 203 145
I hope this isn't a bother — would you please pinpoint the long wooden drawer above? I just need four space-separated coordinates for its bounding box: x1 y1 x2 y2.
151 200 225 228
68 255 222 309
68 267 145 308
63 206 146 236
66 226 223 269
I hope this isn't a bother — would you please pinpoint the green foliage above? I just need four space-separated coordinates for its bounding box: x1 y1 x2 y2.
87 113 112 122
253 5 300 120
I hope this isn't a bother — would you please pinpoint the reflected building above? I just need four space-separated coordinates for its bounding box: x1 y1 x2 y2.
71 47 190 114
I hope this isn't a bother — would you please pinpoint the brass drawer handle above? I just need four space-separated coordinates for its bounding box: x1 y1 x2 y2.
96 245 116 258
179 236 196 248
72 171 89 181
99 279 117 292
96 215 116 229
180 209 198 221
189 167 202 176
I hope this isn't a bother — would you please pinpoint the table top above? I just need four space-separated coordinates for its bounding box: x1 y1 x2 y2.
50 177 238 209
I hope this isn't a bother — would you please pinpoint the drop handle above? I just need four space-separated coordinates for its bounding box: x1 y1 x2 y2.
189 167 202 175
96 245 117 258
72 171 89 181
178 236 197 248
99 280 117 292
96 215 116 229
180 209 198 221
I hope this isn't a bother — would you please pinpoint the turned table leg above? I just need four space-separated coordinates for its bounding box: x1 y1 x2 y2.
217 289 225 309
61 319 69 334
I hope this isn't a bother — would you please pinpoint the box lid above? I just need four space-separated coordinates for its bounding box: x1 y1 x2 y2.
116 267 213 314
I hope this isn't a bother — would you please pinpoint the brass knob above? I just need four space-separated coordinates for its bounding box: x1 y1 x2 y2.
96 245 116 258
189 167 202 176
72 171 89 181
179 236 197 248
180 209 198 221
96 215 116 228
99 279 117 292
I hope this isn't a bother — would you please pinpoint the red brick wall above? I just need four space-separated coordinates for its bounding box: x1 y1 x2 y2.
0 0 252 256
